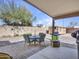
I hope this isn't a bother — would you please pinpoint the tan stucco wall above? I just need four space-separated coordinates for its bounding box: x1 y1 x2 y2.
0 26 48 37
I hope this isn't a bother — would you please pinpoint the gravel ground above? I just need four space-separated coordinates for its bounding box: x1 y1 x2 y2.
0 33 76 47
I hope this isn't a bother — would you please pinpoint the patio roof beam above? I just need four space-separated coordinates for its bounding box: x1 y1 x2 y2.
55 11 79 19
26 0 79 19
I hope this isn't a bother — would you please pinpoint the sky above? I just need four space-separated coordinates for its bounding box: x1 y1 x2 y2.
17 0 52 26
0 0 79 27
55 16 79 27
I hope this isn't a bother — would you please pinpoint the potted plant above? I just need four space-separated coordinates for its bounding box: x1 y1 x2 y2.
52 35 60 47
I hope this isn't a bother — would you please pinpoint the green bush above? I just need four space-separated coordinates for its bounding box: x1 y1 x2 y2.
52 35 59 41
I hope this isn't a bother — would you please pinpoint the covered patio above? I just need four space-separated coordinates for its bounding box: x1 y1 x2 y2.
23 0 79 59
0 0 78 59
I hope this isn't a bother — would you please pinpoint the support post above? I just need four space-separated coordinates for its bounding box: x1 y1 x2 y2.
50 17 55 46
51 18 60 47
52 17 55 37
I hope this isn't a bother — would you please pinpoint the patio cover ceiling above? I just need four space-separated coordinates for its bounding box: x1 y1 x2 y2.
25 0 79 19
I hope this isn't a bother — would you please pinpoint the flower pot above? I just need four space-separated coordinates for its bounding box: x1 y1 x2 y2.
53 41 60 47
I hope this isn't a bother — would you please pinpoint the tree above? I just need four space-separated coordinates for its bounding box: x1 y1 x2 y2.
37 24 43 27
68 21 78 27
0 0 33 26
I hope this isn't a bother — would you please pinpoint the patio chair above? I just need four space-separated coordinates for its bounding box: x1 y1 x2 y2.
0 52 13 59
38 33 46 45
23 34 33 45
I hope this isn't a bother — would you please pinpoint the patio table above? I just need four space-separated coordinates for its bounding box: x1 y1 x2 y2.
29 35 40 45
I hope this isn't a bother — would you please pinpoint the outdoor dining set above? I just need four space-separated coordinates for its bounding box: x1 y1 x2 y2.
23 33 46 45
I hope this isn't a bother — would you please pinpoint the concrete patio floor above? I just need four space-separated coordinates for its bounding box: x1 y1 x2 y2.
0 41 77 59
0 33 77 59
0 42 45 59
27 46 77 59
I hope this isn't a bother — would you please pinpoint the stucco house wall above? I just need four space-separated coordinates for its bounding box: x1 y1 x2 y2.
48 26 66 34
66 28 79 33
